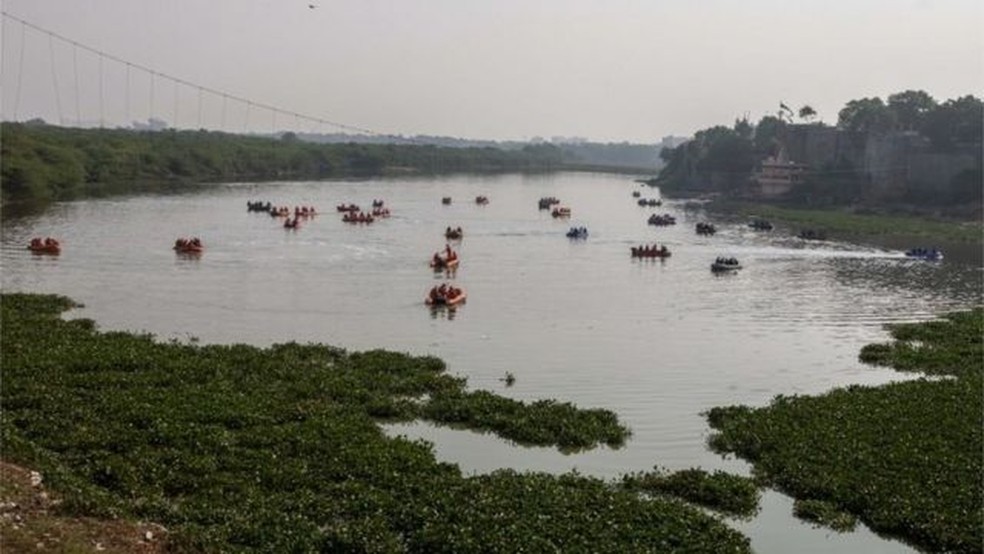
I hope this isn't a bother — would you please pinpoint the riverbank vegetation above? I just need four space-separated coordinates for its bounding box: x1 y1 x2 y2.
706 200 982 242
707 309 983 553
1 293 751 552
0 123 568 204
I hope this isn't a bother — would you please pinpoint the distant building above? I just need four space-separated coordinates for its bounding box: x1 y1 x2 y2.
754 148 807 196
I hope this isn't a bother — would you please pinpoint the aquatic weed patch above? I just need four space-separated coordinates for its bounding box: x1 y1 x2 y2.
858 310 983 379
1 293 749 552
793 499 858 532
621 468 759 518
708 309 983 553
422 390 630 450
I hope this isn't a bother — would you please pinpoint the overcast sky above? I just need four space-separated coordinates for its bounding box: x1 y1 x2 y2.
2 0 981 142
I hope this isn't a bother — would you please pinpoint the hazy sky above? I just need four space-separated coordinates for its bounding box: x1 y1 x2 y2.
2 0 981 142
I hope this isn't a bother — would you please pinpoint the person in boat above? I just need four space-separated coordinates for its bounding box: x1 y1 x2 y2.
433 252 443 266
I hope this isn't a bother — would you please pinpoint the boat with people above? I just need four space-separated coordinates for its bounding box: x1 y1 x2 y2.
631 244 671 258
430 245 460 270
475 196 490 205
247 200 273 213
442 197 452 205
283 217 301 229
342 212 375 224
425 283 466 306
336 203 360 213
269 206 291 217
632 191 641 198
566 226 589 239
173 237 203 254
648 214 677 226
637 198 662 207
711 257 742 272
552 207 572 218
371 207 391 218
372 199 385 208
696 222 717 235
445 226 463 240
27 237 61 255
749 219 774 231
905 247 944 261
538 197 561 210
293 206 318 218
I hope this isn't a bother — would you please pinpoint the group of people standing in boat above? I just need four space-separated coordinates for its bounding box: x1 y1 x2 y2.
427 282 464 304
28 237 61 253
173 237 203 252
431 244 459 269
631 243 670 258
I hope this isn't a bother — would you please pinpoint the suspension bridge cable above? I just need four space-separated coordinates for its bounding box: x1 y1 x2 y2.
149 71 155 124
13 19 26 120
98 55 105 128
48 34 63 124
72 44 81 125
0 11 402 139
173 79 179 128
125 63 130 124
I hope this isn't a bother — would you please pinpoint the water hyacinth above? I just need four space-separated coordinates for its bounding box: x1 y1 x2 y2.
707 309 983 553
1 294 750 552
793 499 858 532
621 467 760 518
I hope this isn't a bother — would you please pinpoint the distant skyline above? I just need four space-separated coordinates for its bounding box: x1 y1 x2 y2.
2 0 981 143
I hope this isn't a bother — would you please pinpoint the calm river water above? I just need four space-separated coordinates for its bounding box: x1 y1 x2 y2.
2 172 980 553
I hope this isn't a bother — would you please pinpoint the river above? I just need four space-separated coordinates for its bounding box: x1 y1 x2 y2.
2 171 980 553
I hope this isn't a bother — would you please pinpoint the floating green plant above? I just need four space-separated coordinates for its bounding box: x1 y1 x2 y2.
707 309 983 553
621 467 760 518
1 293 747 552
793 499 858 532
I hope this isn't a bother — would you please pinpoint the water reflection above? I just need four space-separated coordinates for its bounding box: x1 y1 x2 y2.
429 305 460 321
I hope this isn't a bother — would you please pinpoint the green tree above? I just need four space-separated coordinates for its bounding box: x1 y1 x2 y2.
753 115 784 157
837 97 896 134
887 90 937 131
920 95 983 150
798 105 817 123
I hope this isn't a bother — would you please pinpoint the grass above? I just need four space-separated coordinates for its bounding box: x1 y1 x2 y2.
708 200 982 243
1 293 751 552
707 309 983 553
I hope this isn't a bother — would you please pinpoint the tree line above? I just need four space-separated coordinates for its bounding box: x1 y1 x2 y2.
0 123 567 204
656 91 983 206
